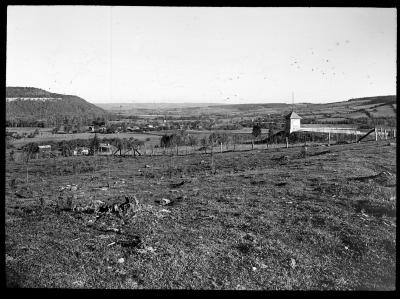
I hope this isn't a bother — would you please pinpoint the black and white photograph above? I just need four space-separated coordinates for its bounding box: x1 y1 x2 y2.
5 5 396 289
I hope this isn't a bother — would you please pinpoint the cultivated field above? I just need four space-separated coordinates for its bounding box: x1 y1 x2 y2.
5 139 396 289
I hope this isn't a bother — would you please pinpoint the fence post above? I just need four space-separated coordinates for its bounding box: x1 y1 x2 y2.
285 137 289 148
384 129 387 140
211 145 215 175
328 132 331 146
220 142 223 153
375 128 378 141
169 153 173 179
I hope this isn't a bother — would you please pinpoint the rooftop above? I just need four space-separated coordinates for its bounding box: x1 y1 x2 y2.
285 111 302 119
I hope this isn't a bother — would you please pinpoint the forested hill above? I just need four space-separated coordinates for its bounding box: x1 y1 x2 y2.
6 87 110 126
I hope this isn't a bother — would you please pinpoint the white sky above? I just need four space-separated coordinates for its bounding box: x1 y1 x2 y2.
6 6 397 104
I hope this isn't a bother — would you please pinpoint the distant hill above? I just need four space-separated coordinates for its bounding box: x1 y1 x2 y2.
292 95 397 127
210 103 290 112
348 95 396 105
6 87 109 125
208 96 396 112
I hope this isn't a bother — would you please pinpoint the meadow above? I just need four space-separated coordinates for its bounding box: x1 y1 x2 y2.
5 139 396 289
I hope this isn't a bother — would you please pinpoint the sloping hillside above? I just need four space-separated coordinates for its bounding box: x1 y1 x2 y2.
6 87 109 125
295 95 396 126
207 96 396 115
204 96 396 126
348 95 396 105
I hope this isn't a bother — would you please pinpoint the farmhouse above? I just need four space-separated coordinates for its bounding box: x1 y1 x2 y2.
56 125 67 134
81 147 89 155
88 126 107 133
98 143 117 155
72 147 90 156
127 126 141 132
38 145 51 152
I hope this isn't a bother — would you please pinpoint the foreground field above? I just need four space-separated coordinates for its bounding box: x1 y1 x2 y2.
5 140 396 289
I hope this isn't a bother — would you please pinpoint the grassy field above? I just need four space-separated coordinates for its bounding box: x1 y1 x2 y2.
8 129 163 148
5 140 396 289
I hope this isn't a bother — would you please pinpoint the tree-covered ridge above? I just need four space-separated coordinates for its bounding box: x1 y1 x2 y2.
5 86 64 98
6 87 110 126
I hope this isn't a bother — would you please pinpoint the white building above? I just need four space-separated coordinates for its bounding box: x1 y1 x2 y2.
285 111 302 133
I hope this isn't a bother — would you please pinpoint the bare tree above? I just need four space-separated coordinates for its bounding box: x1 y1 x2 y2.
22 142 39 184
252 124 262 150
188 134 198 154
200 136 208 154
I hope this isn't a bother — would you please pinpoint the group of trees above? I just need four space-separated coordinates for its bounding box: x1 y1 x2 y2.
160 130 192 148
160 131 231 149
160 128 265 152
18 134 146 158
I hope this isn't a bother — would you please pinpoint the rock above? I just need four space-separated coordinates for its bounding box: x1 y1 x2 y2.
118 258 125 263
243 233 257 243
290 258 296 269
116 269 127 275
117 235 142 248
169 181 185 188
72 280 85 287
125 278 139 288
155 198 171 206
143 246 155 253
